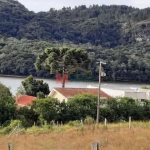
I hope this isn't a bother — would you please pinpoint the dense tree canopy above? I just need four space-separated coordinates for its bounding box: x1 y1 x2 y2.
0 1 150 46
32 97 60 125
67 94 97 120
0 95 16 126
15 94 150 126
35 47 91 87
0 82 12 97
21 75 50 96
0 1 150 82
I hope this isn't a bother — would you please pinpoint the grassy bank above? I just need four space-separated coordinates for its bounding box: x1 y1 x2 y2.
0 121 150 150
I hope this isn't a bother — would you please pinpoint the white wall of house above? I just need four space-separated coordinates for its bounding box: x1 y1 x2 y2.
101 88 125 98
49 90 67 102
125 92 147 100
146 92 150 100
101 88 150 100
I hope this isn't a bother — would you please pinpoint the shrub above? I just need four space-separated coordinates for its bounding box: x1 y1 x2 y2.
0 120 22 135
68 120 81 127
84 116 95 125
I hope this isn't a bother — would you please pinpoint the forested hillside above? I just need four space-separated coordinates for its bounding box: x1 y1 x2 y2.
0 0 150 82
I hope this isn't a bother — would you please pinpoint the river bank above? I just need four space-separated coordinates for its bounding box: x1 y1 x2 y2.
1 76 150 96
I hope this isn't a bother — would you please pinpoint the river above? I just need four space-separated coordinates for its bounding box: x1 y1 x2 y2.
0 76 150 96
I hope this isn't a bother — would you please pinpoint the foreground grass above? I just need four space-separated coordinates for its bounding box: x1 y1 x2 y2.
1 121 150 150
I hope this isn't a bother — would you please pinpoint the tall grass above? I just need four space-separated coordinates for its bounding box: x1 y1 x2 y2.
1 121 150 150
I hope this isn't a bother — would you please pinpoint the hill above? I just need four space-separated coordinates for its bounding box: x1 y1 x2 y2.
0 1 150 82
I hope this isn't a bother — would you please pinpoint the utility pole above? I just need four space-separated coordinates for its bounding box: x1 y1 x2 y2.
96 61 106 124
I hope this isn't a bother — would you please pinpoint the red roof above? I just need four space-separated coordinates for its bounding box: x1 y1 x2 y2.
16 95 36 106
54 88 111 99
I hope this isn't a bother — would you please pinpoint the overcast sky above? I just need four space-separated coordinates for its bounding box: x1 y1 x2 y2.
17 0 150 12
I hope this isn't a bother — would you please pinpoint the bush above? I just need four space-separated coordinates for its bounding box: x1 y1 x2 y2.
0 120 22 135
68 120 81 127
84 116 95 125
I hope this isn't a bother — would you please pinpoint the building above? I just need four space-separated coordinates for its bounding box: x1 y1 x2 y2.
87 85 150 100
101 87 150 100
16 94 36 108
49 88 111 102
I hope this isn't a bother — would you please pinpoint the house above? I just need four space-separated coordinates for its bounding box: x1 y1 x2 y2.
49 88 111 102
16 94 36 108
87 85 150 101
101 87 150 100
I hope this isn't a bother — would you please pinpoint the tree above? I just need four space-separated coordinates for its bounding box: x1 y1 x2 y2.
21 75 50 96
17 106 39 127
0 82 12 97
0 96 17 126
0 83 16 126
67 94 97 121
32 97 60 124
17 85 26 95
34 47 91 87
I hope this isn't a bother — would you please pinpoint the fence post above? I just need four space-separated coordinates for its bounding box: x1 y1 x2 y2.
91 142 99 150
129 116 131 129
104 118 107 129
57 121 59 133
8 143 13 150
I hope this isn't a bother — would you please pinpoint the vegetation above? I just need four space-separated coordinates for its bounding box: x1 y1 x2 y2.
15 94 150 127
0 2 150 148
21 75 50 97
1 122 150 150
35 47 90 87
0 83 16 126
0 84 150 150
1 80 150 127
0 82 12 96
0 1 150 82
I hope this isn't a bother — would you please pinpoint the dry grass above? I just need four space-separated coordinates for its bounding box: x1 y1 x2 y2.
1 122 150 150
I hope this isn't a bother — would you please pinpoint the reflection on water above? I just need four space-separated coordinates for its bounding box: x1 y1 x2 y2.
0 76 150 95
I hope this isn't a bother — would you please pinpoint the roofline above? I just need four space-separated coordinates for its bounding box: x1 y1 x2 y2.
50 88 67 99
51 87 111 99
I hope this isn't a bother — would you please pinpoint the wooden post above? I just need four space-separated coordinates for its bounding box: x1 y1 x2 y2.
129 116 131 129
81 119 83 125
104 118 107 129
91 142 99 150
8 143 13 150
57 121 59 133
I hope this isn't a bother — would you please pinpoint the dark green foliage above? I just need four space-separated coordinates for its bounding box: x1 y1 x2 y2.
0 1 149 46
0 82 12 96
21 75 50 96
35 47 91 87
32 97 61 124
0 83 16 126
0 95 17 126
0 2 150 82
15 94 150 125
67 94 97 120
17 106 39 127
36 91 46 99
99 97 150 122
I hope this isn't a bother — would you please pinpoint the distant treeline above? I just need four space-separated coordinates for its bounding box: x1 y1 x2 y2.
0 1 150 46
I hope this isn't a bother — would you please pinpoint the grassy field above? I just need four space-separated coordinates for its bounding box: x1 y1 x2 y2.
1 122 150 150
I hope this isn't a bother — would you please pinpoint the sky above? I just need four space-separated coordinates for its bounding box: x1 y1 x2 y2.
17 0 150 13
